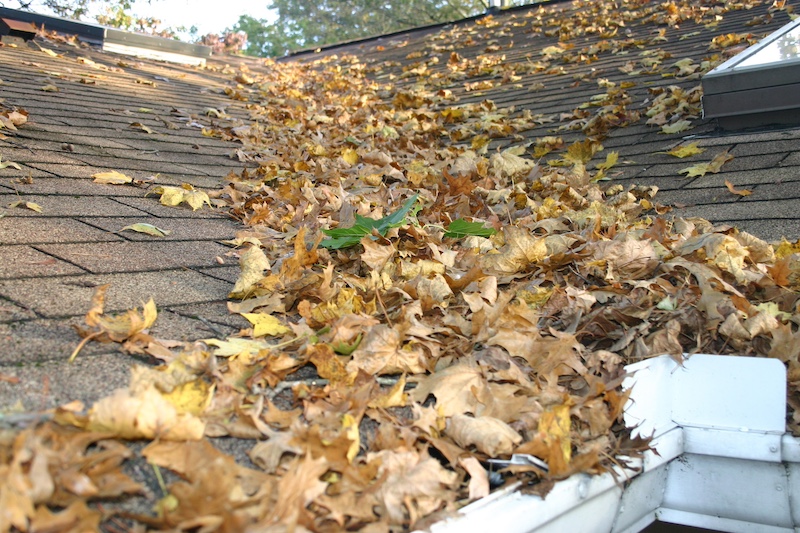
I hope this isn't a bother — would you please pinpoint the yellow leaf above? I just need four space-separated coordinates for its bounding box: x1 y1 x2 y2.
596 151 619 170
41 84 59 92
368 374 408 408
87 385 205 440
121 223 170 237
92 171 133 184
480 226 547 273
160 379 214 416
341 148 359 165
680 150 733 177
9 200 42 212
565 139 602 164
202 337 272 358
725 180 752 196
229 246 271 299
661 120 692 134
664 142 705 158
152 185 211 211
241 312 290 337
538 403 572 469
342 413 360 463
0 156 22 170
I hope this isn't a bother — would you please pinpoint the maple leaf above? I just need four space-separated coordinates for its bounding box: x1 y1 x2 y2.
151 184 211 211
480 226 547 273
660 120 692 134
663 142 705 158
241 312 290 336
71 284 157 361
85 385 206 440
679 150 734 177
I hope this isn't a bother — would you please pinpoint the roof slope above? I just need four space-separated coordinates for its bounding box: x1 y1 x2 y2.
291 0 800 241
0 34 254 407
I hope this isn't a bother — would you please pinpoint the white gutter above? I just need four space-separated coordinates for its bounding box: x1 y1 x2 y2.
427 354 797 533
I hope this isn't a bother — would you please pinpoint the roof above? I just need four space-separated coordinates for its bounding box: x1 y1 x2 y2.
0 0 799 530
290 0 800 242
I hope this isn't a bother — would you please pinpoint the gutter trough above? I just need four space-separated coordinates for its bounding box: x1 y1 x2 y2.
427 354 797 533
0 7 210 65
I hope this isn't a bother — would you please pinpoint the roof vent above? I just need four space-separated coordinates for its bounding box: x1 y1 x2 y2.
0 17 37 43
702 16 800 129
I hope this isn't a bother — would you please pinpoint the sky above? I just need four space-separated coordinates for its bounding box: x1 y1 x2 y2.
22 0 276 36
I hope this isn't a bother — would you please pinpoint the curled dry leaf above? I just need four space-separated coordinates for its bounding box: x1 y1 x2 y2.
480 226 547 273
229 245 271 299
446 414 522 457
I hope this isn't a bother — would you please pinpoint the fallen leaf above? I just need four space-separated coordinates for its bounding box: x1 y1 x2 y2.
121 223 171 237
663 142 705 158
446 414 522 457
660 120 692 134
229 246 271 299
87 385 205 440
0 156 22 170
680 150 734 177
241 312 290 337
152 184 211 211
9 200 42 212
724 180 752 196
92 170 133 184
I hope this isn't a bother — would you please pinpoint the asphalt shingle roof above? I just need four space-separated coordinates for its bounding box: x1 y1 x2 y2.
290 0 800 242
0 1 798 528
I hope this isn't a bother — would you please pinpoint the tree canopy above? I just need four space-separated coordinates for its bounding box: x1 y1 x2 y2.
231 0 490 57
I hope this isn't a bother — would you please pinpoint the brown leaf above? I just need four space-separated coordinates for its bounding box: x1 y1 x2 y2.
480 226 547 273
724 179 752 196
446 414 522 457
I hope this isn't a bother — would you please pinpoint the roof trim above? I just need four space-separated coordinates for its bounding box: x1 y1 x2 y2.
0 6 211 64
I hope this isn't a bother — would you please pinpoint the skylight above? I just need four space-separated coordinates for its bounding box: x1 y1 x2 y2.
702 16 800 129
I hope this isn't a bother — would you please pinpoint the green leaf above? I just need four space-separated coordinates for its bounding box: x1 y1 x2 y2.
444 219 496 239
320 194 418 249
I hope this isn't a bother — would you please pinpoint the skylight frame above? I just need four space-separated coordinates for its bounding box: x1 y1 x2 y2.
702 16 800 129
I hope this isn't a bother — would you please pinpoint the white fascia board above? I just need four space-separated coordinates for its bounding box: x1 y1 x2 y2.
425 354 797 533
102 42 206 66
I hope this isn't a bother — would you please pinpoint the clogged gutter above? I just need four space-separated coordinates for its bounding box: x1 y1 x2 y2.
2 0 799 530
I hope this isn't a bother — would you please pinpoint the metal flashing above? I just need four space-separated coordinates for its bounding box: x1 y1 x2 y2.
703 16 800 129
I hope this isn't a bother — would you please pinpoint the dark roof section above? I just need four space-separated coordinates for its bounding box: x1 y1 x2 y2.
0 6 211 64
290 0 800 242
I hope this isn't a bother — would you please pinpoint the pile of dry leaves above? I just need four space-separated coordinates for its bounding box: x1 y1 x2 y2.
3 0 800 531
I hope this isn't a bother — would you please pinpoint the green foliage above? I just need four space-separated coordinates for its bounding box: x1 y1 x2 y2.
230 0 487 57
444 219 497 239
320 194 419 249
